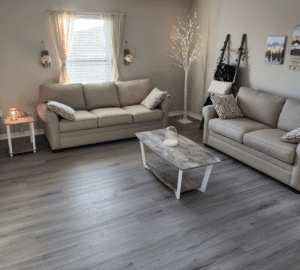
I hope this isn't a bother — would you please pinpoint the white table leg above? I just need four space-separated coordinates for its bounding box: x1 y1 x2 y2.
140 141 149 169
29 122 36 153
197 165 213 193
6 125 13 157
175 169 183 199
29 123 33 143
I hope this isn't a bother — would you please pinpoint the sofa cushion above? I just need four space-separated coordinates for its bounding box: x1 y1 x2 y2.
237 87 286 128
244 129 297 164
282 128 300 144
141 88 167 110
116 79 152 107
208 80 232 95
39 83 86 110
122 105 163 123
208 118 271 143
209 131 293 171
91 107 133 128
83 82 120 110
210 94 244 119
47 100 75 121
59 110 97 133
277 98 300 131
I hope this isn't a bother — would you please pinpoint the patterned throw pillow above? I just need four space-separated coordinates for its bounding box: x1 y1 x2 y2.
208 80 232 95
210 94 244 119
141 87 167 110
47 100 75 121
282 128 300 144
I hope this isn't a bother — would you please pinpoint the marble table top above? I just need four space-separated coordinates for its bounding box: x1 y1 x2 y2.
136 129 221 171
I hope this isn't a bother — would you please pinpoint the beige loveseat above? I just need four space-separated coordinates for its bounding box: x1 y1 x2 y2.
202 87 300 191
37 79 172 150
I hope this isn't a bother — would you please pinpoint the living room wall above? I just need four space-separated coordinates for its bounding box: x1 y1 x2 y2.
189 0 300 115
0 0 192 135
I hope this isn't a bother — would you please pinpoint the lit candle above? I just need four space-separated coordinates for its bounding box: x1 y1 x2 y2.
9 108 18 121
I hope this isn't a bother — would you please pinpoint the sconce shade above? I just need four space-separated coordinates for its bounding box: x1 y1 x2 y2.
124 40 133 65
41 50 51 68
124 54 133 63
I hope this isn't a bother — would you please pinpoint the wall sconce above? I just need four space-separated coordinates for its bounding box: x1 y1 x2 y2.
41 41 51 68
9 108 19 121
124 40 133 65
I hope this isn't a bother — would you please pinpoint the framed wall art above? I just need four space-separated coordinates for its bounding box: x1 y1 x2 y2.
264 36 286 65
289 25 300 70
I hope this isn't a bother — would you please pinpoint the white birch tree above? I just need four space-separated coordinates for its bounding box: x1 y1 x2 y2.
167 11 203 124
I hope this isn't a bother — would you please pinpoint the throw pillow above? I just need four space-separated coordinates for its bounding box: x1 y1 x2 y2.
47 100 75 121
208 80 232 95
141 87 167 110
282 128 300 144
210 94 244 119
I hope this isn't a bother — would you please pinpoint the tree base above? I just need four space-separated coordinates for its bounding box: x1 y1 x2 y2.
177 118 193 124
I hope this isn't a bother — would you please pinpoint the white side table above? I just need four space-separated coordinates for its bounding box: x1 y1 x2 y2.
4 116 36 157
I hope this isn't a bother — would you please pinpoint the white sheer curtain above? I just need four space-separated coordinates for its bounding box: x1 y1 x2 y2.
49 11 77 84
100 13 126 82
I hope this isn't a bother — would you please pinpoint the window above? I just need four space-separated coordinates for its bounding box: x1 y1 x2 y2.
67 15 112 84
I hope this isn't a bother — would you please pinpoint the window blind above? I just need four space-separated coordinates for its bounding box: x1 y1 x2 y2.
68 17 112 84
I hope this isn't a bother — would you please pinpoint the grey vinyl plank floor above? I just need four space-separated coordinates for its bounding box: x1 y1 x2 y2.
0 116 300 270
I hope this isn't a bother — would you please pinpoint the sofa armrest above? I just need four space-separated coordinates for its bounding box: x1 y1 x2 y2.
291 143 300 191
37 103 59 125
37 103 61 150
159 95 173 128
202 105 218 144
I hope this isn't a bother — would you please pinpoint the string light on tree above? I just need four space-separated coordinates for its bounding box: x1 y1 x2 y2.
167 10 203 124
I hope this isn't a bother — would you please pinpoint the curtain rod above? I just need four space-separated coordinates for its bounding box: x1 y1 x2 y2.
47 10 125 16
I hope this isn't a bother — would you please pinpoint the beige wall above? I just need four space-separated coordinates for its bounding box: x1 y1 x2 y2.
190 0 300 115
0 0 192 134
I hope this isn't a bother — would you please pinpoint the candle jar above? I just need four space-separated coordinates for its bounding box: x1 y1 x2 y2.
164 126 178 146
9 108 19 121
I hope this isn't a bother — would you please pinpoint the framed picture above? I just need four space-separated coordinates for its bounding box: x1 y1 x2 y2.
289 58 300 70
291 25 300 56
264 36 286 65
289 26 300 70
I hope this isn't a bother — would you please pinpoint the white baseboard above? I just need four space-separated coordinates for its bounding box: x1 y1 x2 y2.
187 111 203 121
0 129 44 140
169 110 184 117
169 111 203 120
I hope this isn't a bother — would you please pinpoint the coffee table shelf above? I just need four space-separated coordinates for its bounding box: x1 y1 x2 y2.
136 129 221 199
147 159 203 193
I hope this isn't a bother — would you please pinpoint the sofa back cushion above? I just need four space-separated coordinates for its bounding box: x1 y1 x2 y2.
237 87 286 128
39 83 86 110
116 79 152 107
277 98 300 131
83 82 120 110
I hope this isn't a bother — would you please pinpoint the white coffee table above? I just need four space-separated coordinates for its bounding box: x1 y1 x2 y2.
136 129 221 199
4 116 36 157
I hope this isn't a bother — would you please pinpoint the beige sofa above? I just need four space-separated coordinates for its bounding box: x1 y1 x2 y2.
202 87 300 191
37 79 172 150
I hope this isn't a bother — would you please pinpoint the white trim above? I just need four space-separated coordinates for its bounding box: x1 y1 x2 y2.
0 129 44 141
169 111 203 121
169 110 183 117
187 111 203 121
